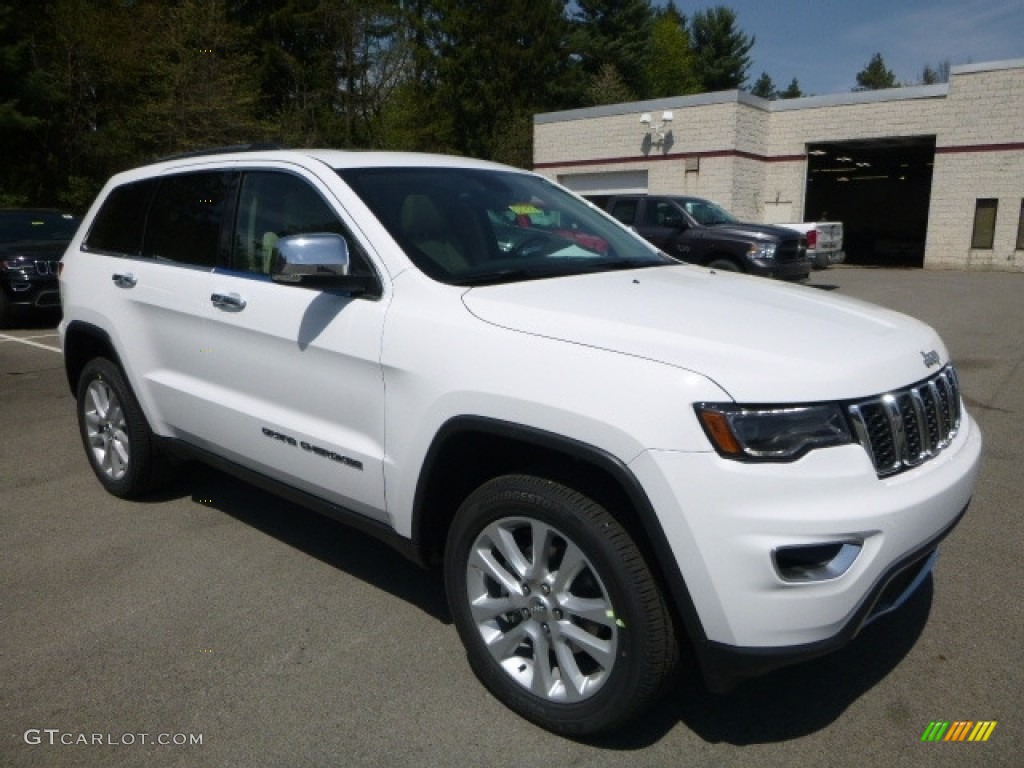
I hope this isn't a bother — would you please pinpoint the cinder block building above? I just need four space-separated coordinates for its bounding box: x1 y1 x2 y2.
533 58 1024 271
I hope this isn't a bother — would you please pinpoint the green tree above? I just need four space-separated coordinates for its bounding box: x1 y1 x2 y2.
921 60 950 85
0 1 53 205
421 0 572 166
854 52 897 90
231 0 408 148
778 77 803 99
646 1 699 98
691 6 754 91
146 0 262 150
571 0 655 99
750 71 775 99
587 61 636 105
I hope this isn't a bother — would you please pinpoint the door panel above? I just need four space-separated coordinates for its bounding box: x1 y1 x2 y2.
197 273 388 519
187 169 388 518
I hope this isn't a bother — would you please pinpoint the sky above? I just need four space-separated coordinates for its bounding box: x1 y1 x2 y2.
664 0 1024 96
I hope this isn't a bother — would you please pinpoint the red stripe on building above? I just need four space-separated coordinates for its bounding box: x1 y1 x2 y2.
534 141 1024 171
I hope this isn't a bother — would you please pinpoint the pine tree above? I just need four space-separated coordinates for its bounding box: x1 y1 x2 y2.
750 71 775 99
647 2 700 98
854 52 897 90
691 6 754 91
571 0 655 99
778 77 803 99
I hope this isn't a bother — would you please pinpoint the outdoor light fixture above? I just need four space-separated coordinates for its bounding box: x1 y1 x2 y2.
641 111 673 146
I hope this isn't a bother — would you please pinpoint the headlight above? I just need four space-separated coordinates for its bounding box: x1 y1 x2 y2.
747 242 777 259
695 403 852 461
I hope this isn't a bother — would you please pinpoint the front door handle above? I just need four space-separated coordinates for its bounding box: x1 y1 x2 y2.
111 272 137 288
211 292 247 311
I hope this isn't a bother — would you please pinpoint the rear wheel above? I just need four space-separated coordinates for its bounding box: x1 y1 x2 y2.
76 357 177 498
444 475 678 736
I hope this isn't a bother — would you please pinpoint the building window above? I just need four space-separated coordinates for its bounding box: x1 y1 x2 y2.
1017 200 1024 250
971 198 998 249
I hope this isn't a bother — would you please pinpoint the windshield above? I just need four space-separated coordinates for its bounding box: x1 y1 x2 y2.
0 211 80 244
681 199 738 226
336 167 671 285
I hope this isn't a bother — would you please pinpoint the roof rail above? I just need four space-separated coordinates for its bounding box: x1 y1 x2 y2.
154 142 285 162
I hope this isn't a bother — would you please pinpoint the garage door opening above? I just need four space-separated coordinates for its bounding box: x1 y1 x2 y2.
805 137 935 267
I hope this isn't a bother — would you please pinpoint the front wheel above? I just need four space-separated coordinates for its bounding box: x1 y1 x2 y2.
444 475 678 736
706 257 742 272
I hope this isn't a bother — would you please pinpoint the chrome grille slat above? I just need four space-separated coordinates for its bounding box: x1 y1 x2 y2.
847 366 961 477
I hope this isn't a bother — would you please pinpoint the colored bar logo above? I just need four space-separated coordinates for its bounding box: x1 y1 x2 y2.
921 721 997 742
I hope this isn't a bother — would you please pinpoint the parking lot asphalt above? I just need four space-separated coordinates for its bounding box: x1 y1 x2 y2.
1 267 1021 768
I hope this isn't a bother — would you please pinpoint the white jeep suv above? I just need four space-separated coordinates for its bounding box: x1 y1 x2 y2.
59 147 982 735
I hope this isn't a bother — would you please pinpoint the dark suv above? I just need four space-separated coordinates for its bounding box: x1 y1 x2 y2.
0 209 80 326
590 194 810 281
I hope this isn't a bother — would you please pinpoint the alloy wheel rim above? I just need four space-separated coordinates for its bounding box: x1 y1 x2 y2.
465 517 619 703
83 379 130 481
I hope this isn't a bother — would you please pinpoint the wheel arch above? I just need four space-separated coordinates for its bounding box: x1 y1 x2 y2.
703 252 745 271
411 416 709 647
63 320 123 394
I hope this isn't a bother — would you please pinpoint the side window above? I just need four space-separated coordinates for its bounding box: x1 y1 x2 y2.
640 199 674 227
231 171 373 277
610 199 638 226
84 179 159 256
144 172 236 267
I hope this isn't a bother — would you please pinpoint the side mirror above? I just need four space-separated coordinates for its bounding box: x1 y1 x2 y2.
270 233 371 294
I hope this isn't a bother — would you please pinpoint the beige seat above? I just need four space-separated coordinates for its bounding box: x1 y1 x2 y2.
400 194 469 273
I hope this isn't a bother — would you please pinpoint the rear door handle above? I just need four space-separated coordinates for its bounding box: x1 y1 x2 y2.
211 292 247 311
111 272 137 288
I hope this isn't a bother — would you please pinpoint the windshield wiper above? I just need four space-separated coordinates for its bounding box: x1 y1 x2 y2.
577 258 667 271
449 258 669 287
448 268 549 286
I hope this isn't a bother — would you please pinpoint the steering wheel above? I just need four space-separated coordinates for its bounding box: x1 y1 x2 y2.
508 234 553 259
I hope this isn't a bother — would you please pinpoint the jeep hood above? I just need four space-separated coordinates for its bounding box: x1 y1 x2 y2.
461 265 947 403
698 222 801 242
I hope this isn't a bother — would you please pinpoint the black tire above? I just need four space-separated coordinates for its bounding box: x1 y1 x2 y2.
444 475 678 736
75 357 177 498
706 257 741 272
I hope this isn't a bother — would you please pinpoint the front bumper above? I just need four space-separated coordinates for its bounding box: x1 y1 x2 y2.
809 249 846 269
2 273 61 309
748 257 812 281
629 408 982 689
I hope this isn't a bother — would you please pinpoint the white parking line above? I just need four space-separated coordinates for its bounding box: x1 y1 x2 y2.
0 332 62 353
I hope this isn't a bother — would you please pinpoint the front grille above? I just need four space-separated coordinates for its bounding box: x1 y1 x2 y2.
34 259 59 276
776 239 807 263
847 366 961 477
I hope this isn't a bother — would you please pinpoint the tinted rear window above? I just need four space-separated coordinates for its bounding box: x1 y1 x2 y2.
84 179 158 255
143 172 235 266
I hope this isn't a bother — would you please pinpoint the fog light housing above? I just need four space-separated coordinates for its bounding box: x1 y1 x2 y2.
773 541 862 582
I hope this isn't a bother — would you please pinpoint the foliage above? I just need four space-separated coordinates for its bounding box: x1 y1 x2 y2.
778 77 802 99
750 71 775 99
587 62 636 106
571 0 655 99
0 0 774 208
646 2 700 98
921 60 950 85
854 52 897 91
691 6 753 91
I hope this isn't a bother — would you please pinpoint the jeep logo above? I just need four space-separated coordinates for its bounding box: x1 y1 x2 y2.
921 350 941 368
